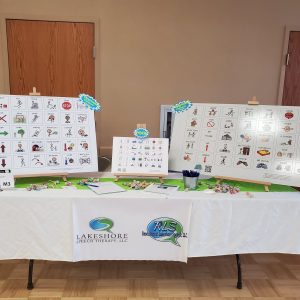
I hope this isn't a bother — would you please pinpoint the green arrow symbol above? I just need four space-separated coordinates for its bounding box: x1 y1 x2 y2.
0 131 8 136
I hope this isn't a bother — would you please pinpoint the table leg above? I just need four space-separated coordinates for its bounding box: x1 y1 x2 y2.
27 259 34 290
236 254 242 289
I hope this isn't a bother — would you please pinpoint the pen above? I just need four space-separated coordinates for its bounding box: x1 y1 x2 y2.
78 182 100 188
84 183 99 188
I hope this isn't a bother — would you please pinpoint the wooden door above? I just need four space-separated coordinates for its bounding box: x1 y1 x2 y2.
282 31 300 106
6 19 95 97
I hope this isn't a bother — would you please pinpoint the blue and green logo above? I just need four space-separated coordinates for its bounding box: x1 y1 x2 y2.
171 100 192 113
143 217 186 246
79 94 101 111
89 217 114 233
134 127 149 140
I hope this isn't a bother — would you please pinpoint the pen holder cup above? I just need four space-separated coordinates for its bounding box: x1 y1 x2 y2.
183 176 199 190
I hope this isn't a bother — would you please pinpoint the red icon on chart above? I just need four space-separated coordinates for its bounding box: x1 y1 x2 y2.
62 101 72 110
285 112 294 119
1 159 6 167
191 120 197 127
0 145 6 153
0 104 8 109
207 121 215 128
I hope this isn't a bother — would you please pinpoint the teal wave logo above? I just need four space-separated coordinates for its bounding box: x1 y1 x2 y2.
89 217 114 232
171 100 192 113
79 94 101 111
146 217 184 246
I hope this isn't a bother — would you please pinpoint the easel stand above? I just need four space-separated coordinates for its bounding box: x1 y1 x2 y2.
215 176 271 192
114 173 165 184
14 173 69 182
29 87 41 96
247 96 260 105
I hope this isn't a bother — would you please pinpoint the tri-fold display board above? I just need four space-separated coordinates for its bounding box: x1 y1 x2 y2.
0 94 98 176
169 103 300 187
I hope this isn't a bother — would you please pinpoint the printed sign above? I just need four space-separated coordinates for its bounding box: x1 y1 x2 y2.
134 127 149 139
0 171 14 189
111 137 169 176
171 100 192 113
0 94 98 175
143 217 187 246
79 94 101 111
73 197 192 261
169 103 300 187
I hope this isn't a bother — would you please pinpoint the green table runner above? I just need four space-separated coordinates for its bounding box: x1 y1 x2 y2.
15 177 297 192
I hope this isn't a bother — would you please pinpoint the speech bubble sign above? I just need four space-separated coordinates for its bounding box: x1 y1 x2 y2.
89 217 114 233
134 127 149 140
146 217 184 246
171 100 192 113
79 94 101 111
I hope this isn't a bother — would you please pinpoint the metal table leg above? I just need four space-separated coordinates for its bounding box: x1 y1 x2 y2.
27 259 34 290
236 254 242 289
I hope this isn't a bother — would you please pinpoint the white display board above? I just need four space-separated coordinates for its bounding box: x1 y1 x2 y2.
112 137 169 176
169 103 300 187
0 94 98 175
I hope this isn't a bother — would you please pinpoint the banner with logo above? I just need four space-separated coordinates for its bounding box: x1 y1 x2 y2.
73 197 193 262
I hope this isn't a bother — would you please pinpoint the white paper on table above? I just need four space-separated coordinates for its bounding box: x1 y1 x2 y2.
87 182 126 195
143 183 179 195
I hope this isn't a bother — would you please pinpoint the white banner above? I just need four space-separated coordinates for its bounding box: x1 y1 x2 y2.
73 197 193 262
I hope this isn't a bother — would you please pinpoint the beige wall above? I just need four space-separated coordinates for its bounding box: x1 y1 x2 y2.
1 0 300 156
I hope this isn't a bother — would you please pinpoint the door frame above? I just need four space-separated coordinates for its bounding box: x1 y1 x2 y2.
277 26 300 105
0 13 100 98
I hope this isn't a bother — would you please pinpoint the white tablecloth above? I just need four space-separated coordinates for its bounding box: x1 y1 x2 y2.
1 189 300 261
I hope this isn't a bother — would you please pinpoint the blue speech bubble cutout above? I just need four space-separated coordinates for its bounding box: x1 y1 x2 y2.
171 100 193 113
146 217 184 246
79 94 101 111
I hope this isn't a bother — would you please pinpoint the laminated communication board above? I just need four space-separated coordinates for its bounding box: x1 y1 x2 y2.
112 137 169 176
169 103 300 187
0 94 98 176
